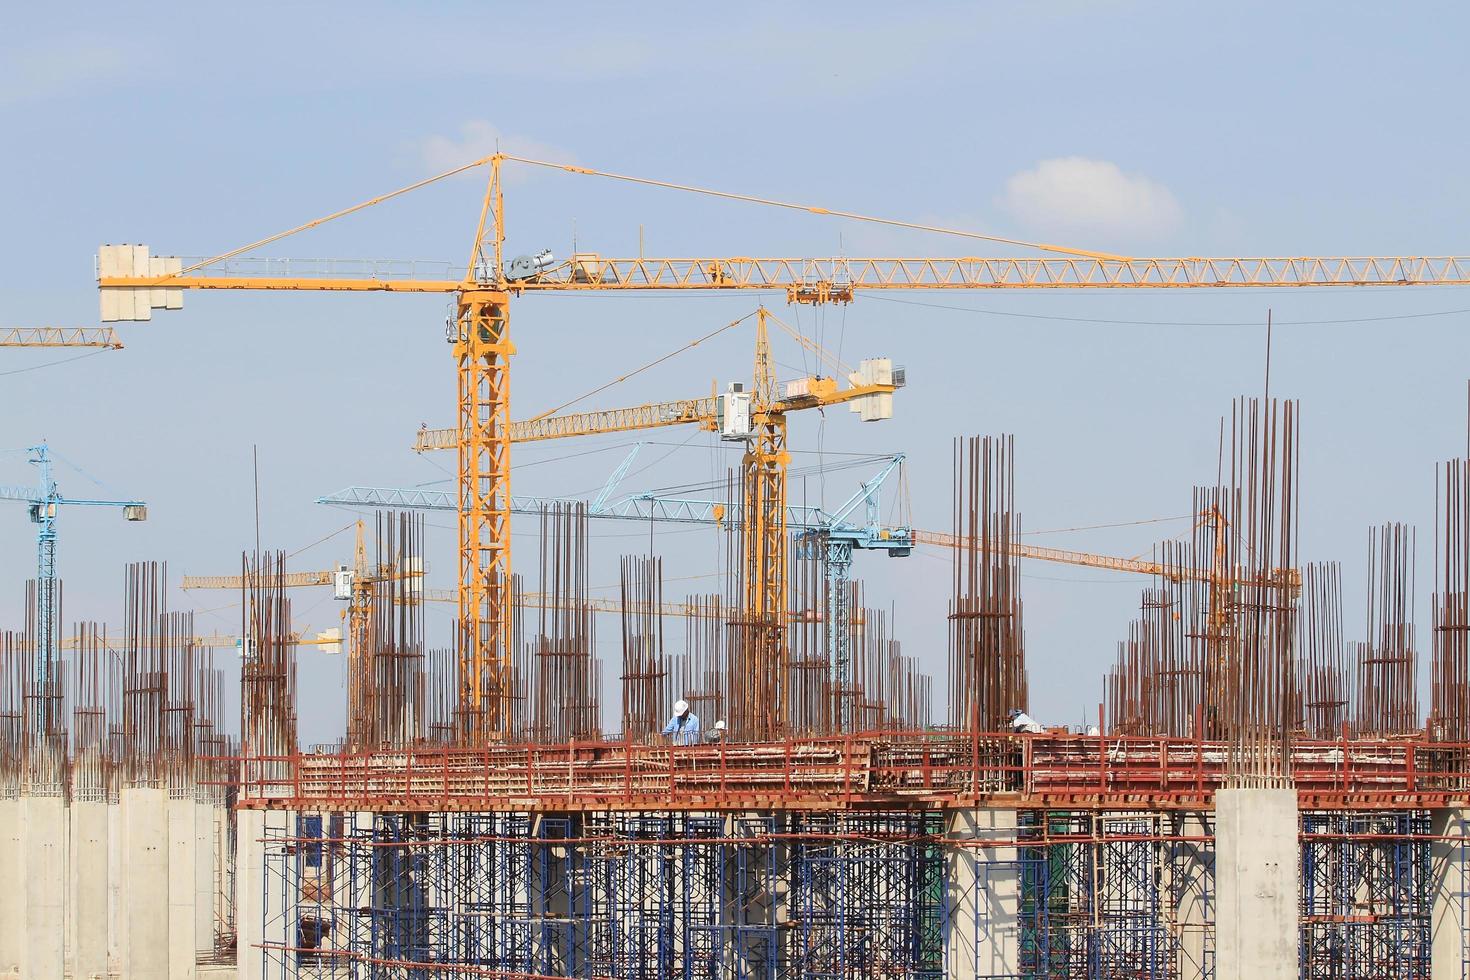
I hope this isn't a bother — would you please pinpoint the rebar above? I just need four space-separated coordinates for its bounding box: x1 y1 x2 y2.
618 554 666 742
948 435 1027 733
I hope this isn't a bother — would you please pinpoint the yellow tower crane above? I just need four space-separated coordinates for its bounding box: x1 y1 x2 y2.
415 306 898 738
96 154 1470 740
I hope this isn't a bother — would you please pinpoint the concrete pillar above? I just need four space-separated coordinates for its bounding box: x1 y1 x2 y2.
1171 810 1215 980
22 795 66 980
1215 787 1298 980
108 799 123 974
120 786 169 980
71 800 109 980
195 802 217 956
168 796 198 978
237 808 294 980
236 808 265 980
944 807 1020 977
0 798 22 978
215 803 232 950
1432 807 1470 980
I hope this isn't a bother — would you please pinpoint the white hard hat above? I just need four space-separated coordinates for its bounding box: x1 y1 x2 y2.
674 699 689 714
714 720 726 730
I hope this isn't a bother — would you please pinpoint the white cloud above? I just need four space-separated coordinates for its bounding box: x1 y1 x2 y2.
418 121 574 179
0 36 150 106
997 157 1182 246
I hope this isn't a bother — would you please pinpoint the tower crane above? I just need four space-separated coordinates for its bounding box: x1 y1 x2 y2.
412 306 898 735
95 153 1470 739
0 443 147 692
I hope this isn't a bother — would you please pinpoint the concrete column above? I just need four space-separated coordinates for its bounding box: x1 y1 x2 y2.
120 786 169 980
235 808 265 980
1432 807 1470 980
1171 810 1215 980
1215 787 1298 980
237 808 295 980
195 801 217 956
215 804 233 949
0 798 22 978
71 800 109 980
23 795 66 980
944 807 1020 977
108 799 123 974
168 796 198 978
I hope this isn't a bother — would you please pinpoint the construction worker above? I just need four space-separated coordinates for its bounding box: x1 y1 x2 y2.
1008 708 1043 734
662 699 701 745
704 719 727 743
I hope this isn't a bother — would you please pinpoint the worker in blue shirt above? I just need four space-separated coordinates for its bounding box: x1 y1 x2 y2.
662 699 701 745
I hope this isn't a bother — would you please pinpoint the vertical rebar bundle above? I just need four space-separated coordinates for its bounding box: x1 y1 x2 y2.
1107 587 1205 737
352 511 426 750
1355 523 1419 736
849 602 931 731
948 435 1027 733
618 555 666 742
121 561 167 789
241 551 298 798
671 595 727 733
1432 458 1470 743
725 468 790 742
161 608 197 797
0 632 24 799
1212 397 1300 788
531 503 599 742
21 577 66 796
1296 564 1349 739
786 542 834 736
70 622 107 802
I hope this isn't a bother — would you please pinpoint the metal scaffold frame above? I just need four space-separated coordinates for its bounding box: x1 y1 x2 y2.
1299 809 1432 980
255 802 1470 980
790 811 944 980
260 808 955 980
1017 810 1205 980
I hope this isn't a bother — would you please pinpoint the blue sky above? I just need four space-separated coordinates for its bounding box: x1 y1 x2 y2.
3 2 1469 744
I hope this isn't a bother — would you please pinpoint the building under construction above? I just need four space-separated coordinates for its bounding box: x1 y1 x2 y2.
10 155 1470 979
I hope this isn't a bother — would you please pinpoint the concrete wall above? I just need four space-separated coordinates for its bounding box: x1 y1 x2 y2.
168 796 198 979
120 787 169 980
194 802 217 956
944 807 1020 978
22 796 65 980
0 798 21 978
71 800 109 980
1215 787 1299 980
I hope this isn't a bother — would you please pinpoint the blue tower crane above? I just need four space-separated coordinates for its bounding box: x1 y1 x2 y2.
0 443 147 686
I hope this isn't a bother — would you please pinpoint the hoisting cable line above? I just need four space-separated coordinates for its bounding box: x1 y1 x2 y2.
522 310 757 423
501 155 1127 261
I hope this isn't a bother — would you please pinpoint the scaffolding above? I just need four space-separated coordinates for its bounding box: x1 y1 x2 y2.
1018 811 1206 980
790 811 944 980
262 808 950 979
1300 809 1431 980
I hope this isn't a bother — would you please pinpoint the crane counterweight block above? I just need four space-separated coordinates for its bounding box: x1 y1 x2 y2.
97 245 183 321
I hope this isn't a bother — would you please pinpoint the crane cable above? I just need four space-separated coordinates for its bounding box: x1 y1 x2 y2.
501 155 1126 261
522 310 756 423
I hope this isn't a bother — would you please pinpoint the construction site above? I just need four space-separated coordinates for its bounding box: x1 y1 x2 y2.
7 85 1470 980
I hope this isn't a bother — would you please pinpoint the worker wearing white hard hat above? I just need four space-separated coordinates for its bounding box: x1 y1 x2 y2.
1008 708 1043 734
704 719 727 743
662 699 701 745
